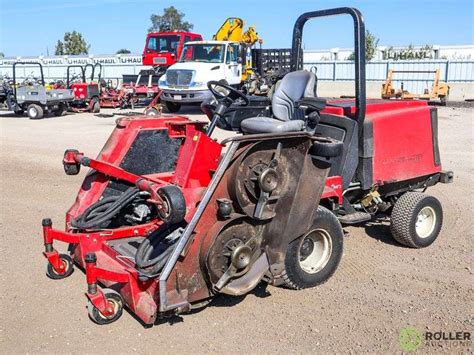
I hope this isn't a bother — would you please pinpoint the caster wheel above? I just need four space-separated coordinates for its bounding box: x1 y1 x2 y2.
87 289 124 325
46 253 74 280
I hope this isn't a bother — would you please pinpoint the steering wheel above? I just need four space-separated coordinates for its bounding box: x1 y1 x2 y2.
204 81 249 137
207 81 249 106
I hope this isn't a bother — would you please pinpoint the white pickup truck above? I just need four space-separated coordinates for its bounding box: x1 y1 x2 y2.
158 40 243 112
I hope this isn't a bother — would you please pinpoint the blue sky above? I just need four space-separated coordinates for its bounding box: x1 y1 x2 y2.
0 0 473 57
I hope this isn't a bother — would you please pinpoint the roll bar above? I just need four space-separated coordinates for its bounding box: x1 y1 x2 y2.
66 65 86 88
290 7 366 125
84 63 102 82
12 62 45 97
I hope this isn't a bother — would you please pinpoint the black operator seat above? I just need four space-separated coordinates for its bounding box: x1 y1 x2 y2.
240 70 326 134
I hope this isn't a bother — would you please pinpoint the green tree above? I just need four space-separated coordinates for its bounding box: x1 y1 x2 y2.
55 31 90 55
0 52 4 58
148 6 193 32
116 48 131 54
347 30 379 61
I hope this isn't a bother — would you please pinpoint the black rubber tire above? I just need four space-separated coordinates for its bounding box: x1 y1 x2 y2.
282 206 343 289
91 98 101 113
157 185 186 225
310 139 343 158
53 103 66 117
46 254 74 280
87 289 124 325
165 101 181 113
145 107 160 116
440 94 448 106
27 104 44 119
64 163 80 175
390 192 443 248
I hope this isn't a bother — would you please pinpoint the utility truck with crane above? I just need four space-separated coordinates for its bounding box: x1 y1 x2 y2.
158 18 261 112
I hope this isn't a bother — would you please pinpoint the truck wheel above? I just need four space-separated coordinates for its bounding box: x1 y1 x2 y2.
145 107 160 116
390 192 443 248
282 206 343 289
165 101 181 113
53 103 66 116
27 104 44 119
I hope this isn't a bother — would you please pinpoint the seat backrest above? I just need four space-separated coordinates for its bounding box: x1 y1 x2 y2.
272 70 317 121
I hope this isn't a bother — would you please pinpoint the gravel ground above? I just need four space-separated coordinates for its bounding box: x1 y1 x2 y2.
0 106 472 353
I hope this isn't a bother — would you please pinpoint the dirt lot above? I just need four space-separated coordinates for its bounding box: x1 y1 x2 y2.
0 106 472 353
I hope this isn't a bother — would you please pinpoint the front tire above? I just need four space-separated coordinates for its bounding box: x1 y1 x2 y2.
165 101 181 113
282 206 343 289
390 192 443 248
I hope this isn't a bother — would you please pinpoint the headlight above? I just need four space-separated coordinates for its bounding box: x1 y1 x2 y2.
159 77 167 86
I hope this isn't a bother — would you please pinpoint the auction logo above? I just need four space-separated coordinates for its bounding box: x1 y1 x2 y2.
399 327 472 352
399 327 423 352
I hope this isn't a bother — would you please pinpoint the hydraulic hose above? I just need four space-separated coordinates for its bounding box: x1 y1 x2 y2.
72 187 142 230
72 186 183 278
135 226 183 279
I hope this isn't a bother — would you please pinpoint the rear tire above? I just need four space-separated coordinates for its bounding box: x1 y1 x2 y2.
390 192 443 248
282 206 343 289
91 98 100 113
165 101 181 113
53 103 66 116
27 104 44 119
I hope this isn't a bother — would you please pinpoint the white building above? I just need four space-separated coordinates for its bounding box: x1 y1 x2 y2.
304 44 474 62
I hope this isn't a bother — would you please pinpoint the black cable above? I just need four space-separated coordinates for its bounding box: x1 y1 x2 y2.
135 226 183 279
72 186 182 278
72 187 141 230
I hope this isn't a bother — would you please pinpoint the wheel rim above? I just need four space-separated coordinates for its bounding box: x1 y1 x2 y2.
29 107 37 118
298 228 332 274
52 257 70 276
415 206 436 238
92 297 121 321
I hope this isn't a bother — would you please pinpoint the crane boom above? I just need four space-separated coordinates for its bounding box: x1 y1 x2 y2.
213 17 261 46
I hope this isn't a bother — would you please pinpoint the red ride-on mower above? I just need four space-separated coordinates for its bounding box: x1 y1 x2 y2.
40 7 452 326
68 64 101 113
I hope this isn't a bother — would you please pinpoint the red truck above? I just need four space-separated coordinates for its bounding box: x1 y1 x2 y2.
142 31 203 73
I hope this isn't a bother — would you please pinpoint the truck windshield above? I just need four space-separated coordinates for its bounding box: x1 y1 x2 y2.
147 35 180 53
179 44 225 63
